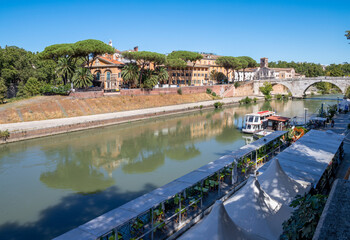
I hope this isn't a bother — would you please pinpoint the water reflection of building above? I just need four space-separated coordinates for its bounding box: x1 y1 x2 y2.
190 112 234 138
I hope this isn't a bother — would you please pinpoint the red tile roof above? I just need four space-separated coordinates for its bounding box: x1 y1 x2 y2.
98 56 124 65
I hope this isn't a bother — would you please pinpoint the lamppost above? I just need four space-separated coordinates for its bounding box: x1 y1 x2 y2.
304 108 308 125
337 96 340 112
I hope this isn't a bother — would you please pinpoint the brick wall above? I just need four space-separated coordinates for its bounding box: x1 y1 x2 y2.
69 91 104 99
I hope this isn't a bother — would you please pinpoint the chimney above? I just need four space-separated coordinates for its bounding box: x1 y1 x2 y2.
134 46 139 52
260 57 268 68
109 40 113 47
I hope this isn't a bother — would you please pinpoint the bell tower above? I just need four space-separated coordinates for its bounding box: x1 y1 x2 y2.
260 57 268 68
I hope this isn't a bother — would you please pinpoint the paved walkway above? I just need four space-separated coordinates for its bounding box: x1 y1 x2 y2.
0 96 259 133
326 112 350 179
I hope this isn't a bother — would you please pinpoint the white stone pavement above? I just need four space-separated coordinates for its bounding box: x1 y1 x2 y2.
0 96 260 133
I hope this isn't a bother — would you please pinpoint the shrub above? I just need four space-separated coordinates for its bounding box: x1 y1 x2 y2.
234 82 240 88
288 92 292 97
177 88 182 95
200 105 203 109
23 77 41 97
281 194 327 240
0 129 10 141
253 97 257 103
41 84 71 96
240 97 252 104
206 88 212 94
275 94 282 100
265 95 272 101
214 102 223 109
244 96 252 104
212 92 217 97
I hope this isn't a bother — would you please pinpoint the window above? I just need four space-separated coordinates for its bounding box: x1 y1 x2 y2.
186 73 189 76
194 73 196 76
95 72 100 81
106 72 111 81
118 73 121 78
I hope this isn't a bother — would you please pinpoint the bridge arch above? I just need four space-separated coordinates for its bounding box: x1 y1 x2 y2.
300 80 346 96
270 82 292 95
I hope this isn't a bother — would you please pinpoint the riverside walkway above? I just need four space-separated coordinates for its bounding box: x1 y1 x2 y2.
0 96 261 143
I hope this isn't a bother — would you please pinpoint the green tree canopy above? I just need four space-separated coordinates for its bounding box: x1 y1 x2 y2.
0 78 7 103
345 30 350 42
73 39 115 68
215 56 241 81
167 50 203 63
259 82 273 97
122 51 166 87
39 43 75 62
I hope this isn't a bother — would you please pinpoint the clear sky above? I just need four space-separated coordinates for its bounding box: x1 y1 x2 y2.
0 0 349 64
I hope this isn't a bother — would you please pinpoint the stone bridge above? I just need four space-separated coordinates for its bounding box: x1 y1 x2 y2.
252 77 350 98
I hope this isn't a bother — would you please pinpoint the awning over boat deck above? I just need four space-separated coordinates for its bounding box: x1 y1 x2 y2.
258 130 344 185
231 131 287 159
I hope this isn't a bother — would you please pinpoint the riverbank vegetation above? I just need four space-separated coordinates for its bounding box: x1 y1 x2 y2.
0 40 114 104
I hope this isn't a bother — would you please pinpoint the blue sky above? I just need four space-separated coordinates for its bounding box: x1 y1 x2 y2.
0 0 349 64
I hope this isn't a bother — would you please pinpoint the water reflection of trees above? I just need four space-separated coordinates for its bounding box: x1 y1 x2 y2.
40 148 115 194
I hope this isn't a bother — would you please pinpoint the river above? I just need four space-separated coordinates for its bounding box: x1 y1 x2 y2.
0 95 341 239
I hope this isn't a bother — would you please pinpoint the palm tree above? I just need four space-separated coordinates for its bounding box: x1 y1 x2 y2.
121 63 139 88
56 58 75 85
155 67 169 85
73 68 93 88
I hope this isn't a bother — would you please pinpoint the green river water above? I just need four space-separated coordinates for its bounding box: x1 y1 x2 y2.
0 95 341 239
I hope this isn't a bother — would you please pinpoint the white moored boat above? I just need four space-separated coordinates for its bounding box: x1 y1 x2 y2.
242 111 275 134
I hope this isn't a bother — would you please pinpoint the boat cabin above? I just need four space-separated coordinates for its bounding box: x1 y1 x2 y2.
266 116 290 131
242 111 275 134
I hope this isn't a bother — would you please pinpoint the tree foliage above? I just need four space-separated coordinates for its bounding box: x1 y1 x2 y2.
22 77 42 97
259 82 273 97
345 30 350 42
73 39 115 68
121 63 139 87
216 56 241 80
122 51 166 87
56 57 75 85
281 194 327 240
73 68 93 88
167 51 203 63
0 78 7 103
268 61 325 77
39 43 75 62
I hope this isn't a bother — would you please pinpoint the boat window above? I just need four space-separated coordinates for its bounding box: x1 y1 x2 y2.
247 125 251 129
248 116 254 122
254 117 259 122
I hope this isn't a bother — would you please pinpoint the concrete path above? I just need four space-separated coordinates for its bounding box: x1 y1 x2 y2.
0 96 259 133
326 112 350 179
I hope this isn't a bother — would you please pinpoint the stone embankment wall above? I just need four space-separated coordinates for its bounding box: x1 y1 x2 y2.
119 83 256 98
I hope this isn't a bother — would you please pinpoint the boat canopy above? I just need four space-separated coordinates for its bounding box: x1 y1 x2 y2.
267 116 290 122
258 130 345 186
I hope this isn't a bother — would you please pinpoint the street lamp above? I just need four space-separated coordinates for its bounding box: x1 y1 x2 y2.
304 108 308 125
337 97 340 112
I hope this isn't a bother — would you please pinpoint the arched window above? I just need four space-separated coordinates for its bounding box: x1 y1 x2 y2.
106 72 111 81
96 72 100 81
